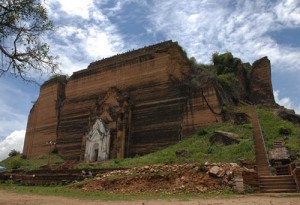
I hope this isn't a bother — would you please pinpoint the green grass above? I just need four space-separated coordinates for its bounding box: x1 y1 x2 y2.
257 109 300 158
77 122 255 169
0 153 65 171
76 108 300 170
1 107 300 200
1 107 299 172
0 182 236 201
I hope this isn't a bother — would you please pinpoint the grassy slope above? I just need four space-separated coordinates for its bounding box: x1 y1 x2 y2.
0 153 65 170
77 108 300 169
257 109 300 158
77 121 255 169
0 108 299 200
1 108 299 170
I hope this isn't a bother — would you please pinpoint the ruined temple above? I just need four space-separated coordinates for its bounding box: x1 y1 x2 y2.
23 41 275 161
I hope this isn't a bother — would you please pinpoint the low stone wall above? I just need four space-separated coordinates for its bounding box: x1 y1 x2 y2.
292 167 300 192
0 168 126 185
242 171 259 192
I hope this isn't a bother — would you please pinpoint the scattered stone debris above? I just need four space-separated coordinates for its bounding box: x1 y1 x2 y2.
209 131 240 146
73 163 255 194
269 147 290 162
269 141 291 165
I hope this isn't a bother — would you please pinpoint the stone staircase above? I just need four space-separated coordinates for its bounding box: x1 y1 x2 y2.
250 107 298 193
259 175 297 193
250 107 271 176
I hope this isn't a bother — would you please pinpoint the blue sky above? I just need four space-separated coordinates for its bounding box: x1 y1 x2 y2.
0 0 300 160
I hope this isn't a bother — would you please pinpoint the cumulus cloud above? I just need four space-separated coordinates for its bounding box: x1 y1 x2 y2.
275 0 300 26
56 0 94 19
274 90 300 114
148 0 300 71
0 130 25 161
146 0 300 113
43 0 126 75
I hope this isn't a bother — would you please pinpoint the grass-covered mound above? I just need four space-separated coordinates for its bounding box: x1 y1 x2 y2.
77 107 299 169
0 153 65 171
257 109 300 160
1 108 299 171
77 121 255 169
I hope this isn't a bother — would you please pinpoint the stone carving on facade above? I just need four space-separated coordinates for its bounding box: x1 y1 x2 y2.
83 87 131 161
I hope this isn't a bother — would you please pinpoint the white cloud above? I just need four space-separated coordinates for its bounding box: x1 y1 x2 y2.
274 90 300 114
274 90 293 108
44 0 126 74
56 0 94 19
275 0 300 27
146 0 300 114
148 0 300 71
86 30 115 58
0 130 25 161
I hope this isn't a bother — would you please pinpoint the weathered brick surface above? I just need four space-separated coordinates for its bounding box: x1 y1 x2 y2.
249 57 275 104
23 78 66 158
236 62 247 99
23 41 223 160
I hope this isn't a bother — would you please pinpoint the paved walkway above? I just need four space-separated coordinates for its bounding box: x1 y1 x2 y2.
0 190 299 205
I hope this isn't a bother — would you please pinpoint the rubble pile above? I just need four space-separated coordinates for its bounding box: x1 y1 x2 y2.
74 163 255 194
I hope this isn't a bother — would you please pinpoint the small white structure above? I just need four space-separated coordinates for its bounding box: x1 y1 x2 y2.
84 119 110 162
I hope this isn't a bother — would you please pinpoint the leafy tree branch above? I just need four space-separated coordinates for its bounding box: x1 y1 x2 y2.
0 0 58 82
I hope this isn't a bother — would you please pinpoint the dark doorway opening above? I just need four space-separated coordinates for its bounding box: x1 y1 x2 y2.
94 149 99 161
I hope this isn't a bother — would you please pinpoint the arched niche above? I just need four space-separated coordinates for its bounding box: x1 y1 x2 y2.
97 88 131 159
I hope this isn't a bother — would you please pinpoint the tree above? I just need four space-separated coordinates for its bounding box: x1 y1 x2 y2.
0 0 58 82
212 52 241 75
8 149 20 157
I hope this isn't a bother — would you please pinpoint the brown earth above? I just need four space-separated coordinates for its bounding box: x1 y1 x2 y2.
74 163 253 194
0 190 299 205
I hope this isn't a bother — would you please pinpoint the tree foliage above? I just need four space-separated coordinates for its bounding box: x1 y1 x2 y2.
188 52 243 106
188 57 217 88
8 149 20 157
212 52 241 75
0 0 58 81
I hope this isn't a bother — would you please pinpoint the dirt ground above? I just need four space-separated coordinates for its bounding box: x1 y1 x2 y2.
76 163 248 194
0 190 299 205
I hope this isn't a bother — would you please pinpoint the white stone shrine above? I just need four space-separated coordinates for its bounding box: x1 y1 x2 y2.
84 119 110 162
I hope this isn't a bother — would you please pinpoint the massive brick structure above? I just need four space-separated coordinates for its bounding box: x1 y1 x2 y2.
249 57 275 104
23 41 275 161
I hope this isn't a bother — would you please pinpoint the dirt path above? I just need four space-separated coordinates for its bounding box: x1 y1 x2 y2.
0 190 299 205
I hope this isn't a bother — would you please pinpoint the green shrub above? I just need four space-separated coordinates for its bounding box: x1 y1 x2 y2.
212 52 242 75
10 158 23 169
8 149 21 157
278 127 292 136
197 128 208 136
